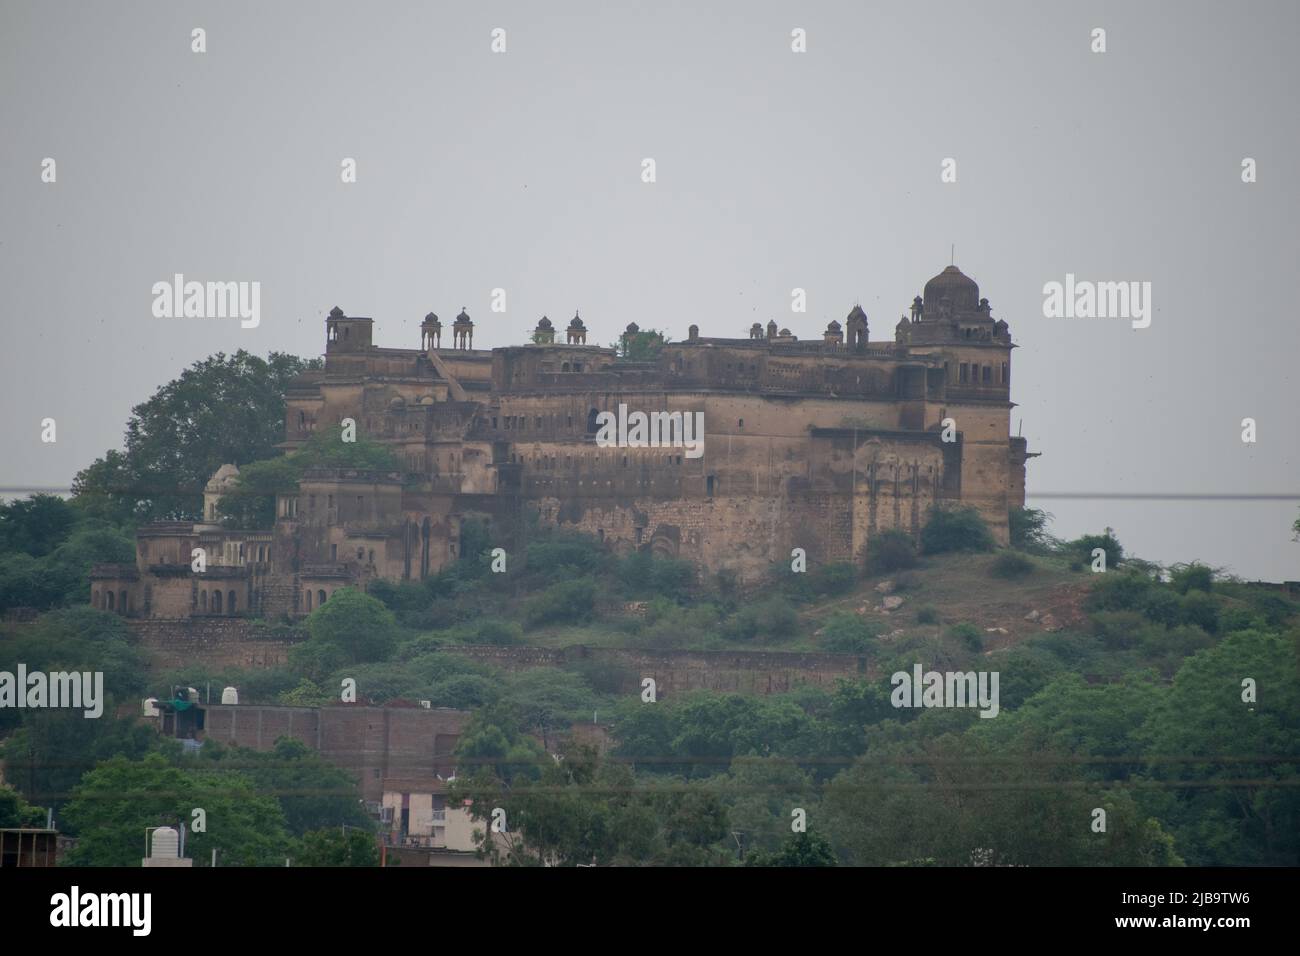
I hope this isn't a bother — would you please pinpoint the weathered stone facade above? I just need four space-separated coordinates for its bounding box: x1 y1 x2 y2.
92 265 1034 619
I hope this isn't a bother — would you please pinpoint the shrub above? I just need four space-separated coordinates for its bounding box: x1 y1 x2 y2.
521 578 596 628
811 562 858 597
1089 610 1154 651
618 551 695 599
1179 591 1219 634
948 622 983 652
367 579 429 613
525 533 605 581
893 570 922 592
1009 507 1052 551
867 530 920 574
921 507 994 555
1170 562 1214 594
722 596 798 642
304 588 399 664
640 604 723 650
1139 587 1184 627
916 605 939 625
1070 528 1123 569
819 611 880 654
473 618 523 645
1137 623 1214 660
1085 572 1153 612
989 550 1034 579
563 658 637 695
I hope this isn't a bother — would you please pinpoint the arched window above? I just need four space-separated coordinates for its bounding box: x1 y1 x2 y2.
227 590 236 614
305 590 312 611
586 408 601 433
201 590 208 611
120 590 128 614
213 590 223 613
318 589 327 606
106 591 115 610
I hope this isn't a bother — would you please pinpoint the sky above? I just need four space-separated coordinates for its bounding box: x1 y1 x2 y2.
2 0 1297 580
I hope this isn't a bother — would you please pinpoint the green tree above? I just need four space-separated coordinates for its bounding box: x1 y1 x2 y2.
1139 629 1300 865
295 827 380 866
921 506 994 555
203 738 371 837
302 587 399 665
746 828 837 867
60 754 292 866
1009 506 1053 551
0 494 78 557
617 328 669 361
818 611 880 654
71 350 318 522
216 431 400 530
0 784 45 828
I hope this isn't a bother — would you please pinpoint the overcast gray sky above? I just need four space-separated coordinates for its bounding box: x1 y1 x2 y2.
2 0 1297 580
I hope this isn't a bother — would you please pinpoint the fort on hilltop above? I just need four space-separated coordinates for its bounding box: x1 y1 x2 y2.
90 265 1035 621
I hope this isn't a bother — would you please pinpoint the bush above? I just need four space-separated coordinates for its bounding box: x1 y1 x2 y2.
1170 562 1214 594
921 507 994 555
525 533 605 581
367 579 430 613
1070 528 1123 569
948 622 983 652
1179 591 1219 634
304 588 399 664
522 578 597 628
990 550 1034 579
1009 507 1052 551
473 618 523 645
819 611 880 654
811 562 858 597
867 530 920 574
722 596 799 642
1085 572 1153 612
916 605 939 625
640 604 723 650
618 551 695 599
1089 610 1154 651
893 570 922 592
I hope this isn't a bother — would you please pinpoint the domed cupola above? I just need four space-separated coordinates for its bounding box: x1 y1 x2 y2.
922 265 980 313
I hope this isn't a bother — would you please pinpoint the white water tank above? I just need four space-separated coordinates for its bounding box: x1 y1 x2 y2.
221 686 239 705
150 827 179 859
142 697 160 717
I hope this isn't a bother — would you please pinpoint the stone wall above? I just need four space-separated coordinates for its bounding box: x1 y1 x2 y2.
130 618 868 698
130 618 306 671
445 644 870 697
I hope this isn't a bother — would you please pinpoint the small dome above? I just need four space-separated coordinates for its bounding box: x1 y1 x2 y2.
568 312 586 329
846 305 867 323
625 322 640 335
536 316 554 330
204 463 240 493
329 306 345 318
826 319 842 332
923 265 979 311
422 312 440 327
454 308 472 326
